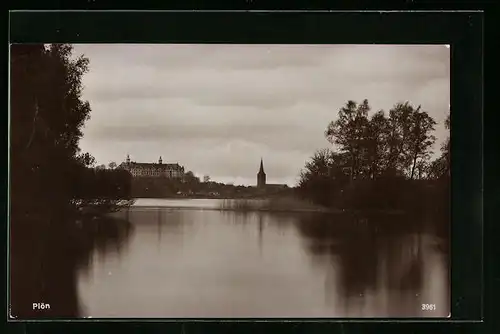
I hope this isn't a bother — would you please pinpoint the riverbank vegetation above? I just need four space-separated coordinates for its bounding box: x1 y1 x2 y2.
297 99 450 220
218 197 332 213
10 44 133 317
129 176 293 199
11 44 133 220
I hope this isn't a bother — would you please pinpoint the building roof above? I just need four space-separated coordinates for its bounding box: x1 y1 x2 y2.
123 162 184 169
258 158 265 174
266 184 288 188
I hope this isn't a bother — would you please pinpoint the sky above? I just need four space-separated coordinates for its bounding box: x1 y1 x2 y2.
74 44 450 186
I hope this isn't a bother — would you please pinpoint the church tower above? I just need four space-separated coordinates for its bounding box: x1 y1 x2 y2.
257 158 266 188
126 154 130 164
159 156 163 164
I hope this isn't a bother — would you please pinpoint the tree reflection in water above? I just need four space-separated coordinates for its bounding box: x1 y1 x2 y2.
193 208 448 317
294 212 448 317
10 212 134 319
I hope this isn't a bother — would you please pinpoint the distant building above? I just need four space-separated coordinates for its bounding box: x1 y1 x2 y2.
256 158 288 189
257 158 266 188
118 154 185 179
264 184 289 190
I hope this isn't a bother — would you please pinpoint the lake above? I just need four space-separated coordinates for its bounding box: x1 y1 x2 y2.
73 198 450 318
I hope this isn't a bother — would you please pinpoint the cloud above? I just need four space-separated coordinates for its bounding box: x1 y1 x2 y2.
75 44 450 186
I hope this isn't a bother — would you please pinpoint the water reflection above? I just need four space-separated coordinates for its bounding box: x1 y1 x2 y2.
293 213 448 317
213 209 449 317
10 213 134 318
14 200 448 318
258 213 263 255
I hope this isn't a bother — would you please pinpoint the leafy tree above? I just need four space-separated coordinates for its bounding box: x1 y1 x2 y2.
11 43 136 319
184 171 200 183
297 149 350 206
10 43 95 318
325 99 371 179
428 113 450 180
108 161 117 170
11 44 94 215
407 108 437 179
76 152 96 168
300 99 442 209
414 160 430 180
363 110 391 179
11 44 131 216
360 103 434 181
442 113 450 174
385 102 416 175
379 102 437 178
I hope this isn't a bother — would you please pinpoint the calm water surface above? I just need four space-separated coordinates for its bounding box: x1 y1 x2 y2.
76 198 449 318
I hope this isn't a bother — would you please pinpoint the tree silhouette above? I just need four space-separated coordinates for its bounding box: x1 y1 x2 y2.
10 44 133 318
301 99 446 211
325 99 371 179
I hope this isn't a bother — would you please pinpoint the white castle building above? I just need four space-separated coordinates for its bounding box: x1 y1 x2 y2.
119 155 185 179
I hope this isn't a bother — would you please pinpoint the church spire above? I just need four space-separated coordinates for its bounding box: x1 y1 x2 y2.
257 157 266 188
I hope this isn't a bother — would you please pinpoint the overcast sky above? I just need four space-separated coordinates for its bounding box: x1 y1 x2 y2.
74 44 450 186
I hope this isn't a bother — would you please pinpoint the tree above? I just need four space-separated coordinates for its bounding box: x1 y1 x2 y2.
442 113 450 175
381 102 437 178
297 149 350 207
357 103 436 181
325 99 371 179
385 102 415 175
203 175 211 183
363 110 391 179
184 171 200 184
108 161 117 170
11 43 134 215
300 99 442 210
11 44 94 215
10 43 136 319
428 113 450 180
10 43 93 318
408 108 437 179
76 152 96 168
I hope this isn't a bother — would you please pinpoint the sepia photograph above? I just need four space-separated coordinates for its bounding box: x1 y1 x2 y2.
10 43 450 318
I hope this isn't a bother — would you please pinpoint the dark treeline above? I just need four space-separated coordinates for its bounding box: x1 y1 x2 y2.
11 44 133 217
73 167 133 210
130 176 290 199
10 44 132 318
298 99 450 219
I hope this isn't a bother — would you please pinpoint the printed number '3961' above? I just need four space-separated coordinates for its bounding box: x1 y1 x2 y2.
422 304 436 311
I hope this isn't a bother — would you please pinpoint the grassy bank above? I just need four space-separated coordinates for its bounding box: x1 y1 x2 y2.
218 196 335 213
73 198 136 217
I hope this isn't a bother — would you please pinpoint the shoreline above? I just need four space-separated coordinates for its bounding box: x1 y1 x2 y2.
75 197 408 216
127 205 336 214
131 196 285 200
126 205 405 215
127 198 407 216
